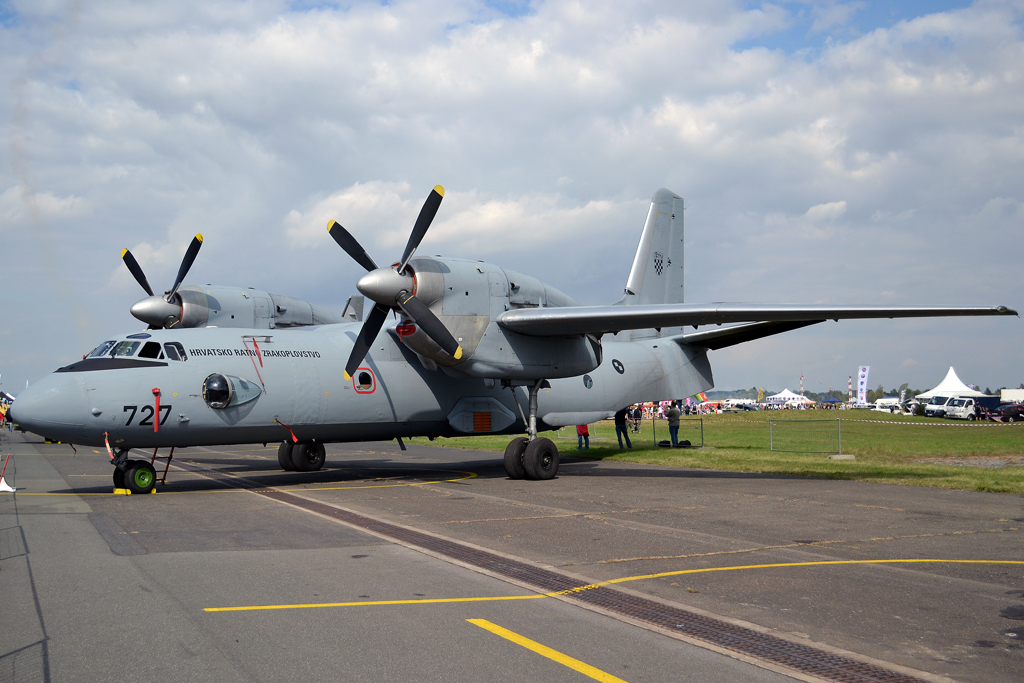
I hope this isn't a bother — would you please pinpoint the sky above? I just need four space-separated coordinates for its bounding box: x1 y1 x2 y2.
1 0 1021 396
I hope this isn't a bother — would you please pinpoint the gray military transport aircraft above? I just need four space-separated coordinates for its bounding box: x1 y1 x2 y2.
10 186 1016 493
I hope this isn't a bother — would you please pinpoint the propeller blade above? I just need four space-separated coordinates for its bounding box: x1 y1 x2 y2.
398 185 444 273
328 220 379 272
397 293 462 360
121 249 154 296
167 234 204 301
344 303 390 380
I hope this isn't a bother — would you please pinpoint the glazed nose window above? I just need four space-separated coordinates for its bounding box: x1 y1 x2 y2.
202 373 231 409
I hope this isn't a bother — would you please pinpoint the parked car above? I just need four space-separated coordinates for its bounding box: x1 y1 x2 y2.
988 403 1024 423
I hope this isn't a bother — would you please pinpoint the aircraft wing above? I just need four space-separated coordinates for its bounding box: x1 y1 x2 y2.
497 303 1017 337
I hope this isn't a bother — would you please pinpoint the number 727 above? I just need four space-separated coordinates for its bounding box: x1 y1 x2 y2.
123 405 171 426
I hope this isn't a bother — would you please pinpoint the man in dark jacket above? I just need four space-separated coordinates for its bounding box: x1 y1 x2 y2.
666 401 682 446
614 408 632 449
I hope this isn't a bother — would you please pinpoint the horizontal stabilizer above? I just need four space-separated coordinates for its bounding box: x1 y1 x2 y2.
498 303 1016 337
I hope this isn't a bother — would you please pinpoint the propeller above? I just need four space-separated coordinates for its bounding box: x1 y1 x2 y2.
122 234 204 328
328 185 462 380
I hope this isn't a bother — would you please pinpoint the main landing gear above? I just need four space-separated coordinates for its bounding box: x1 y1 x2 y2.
277 441 326 472
503 380 559 481
111 448 157 494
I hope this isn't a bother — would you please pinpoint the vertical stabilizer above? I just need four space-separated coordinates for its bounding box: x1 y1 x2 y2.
619 189 684 306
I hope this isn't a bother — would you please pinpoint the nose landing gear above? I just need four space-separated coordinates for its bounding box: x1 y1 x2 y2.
110 448 157 494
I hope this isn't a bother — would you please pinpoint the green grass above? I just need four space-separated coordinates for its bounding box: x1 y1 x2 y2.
412 411 1024 494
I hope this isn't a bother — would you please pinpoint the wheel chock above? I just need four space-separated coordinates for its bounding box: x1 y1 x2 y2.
112 488 132 495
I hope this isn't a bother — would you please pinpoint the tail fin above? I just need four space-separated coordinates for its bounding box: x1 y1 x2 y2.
618 188 684 306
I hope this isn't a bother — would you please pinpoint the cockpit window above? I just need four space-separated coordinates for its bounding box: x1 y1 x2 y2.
87 341 117 358
111 341 141 357
164 342 187 361
138 341 163 359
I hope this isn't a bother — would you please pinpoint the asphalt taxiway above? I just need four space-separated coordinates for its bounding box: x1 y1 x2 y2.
1 431 1021 682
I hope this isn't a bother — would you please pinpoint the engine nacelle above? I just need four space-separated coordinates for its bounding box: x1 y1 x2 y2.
395 257 601 380
131 285 346 330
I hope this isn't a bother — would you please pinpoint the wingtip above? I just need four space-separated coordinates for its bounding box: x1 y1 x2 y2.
434 184 444 197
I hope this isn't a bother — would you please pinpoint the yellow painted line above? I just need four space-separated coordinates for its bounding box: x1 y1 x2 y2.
468 619 629 683
295 471 477 491
553 559 1024 595
12 469 476 496
205 594 546 612
199 558 1024 612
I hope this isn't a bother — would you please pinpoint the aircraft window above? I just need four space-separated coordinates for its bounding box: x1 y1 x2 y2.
358 372 372 390
87 341 117 358
111 341 141 357
138 342 162 359
164 342 187 361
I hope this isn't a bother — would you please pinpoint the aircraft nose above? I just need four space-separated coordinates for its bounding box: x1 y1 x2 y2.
9 373 88 438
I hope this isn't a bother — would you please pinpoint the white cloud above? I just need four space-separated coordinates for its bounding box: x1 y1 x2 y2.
1 0 1022 393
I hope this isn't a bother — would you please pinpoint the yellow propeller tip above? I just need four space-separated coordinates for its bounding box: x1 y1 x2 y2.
121 248 128 257
327 220 336 231
343 372 351 381
434 185 444 197
195 233 204 242
454 346 463 360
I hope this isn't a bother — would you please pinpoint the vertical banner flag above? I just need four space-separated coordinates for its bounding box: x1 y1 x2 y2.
757 387 764 402
857 366 870 405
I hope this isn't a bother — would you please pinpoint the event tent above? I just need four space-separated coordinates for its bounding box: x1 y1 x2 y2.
766 389 813 404
915 367 984 400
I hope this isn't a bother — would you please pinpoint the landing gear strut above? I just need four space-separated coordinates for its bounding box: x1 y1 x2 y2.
503 380 559 481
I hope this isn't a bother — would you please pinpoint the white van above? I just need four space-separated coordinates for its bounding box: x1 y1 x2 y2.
945 397 980 421
924 396 954 418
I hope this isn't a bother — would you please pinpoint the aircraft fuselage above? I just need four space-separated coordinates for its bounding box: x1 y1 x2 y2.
12 323 713 450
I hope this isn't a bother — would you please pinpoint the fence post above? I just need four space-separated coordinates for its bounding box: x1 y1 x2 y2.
837 418 842 455
769 420 774 451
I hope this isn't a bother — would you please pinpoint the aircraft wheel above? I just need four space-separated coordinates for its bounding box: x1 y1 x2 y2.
523 437 559 481
112 468 125 489
278 442 296 471
503 437 528 479
125 461 157 494
292 443 326 472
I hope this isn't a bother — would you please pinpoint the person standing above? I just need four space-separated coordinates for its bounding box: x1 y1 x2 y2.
576 423 590 450
614 408 632 449
666 400 682 447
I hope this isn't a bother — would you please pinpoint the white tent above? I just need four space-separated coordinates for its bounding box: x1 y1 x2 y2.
766 389 812 404
915 367 984 400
